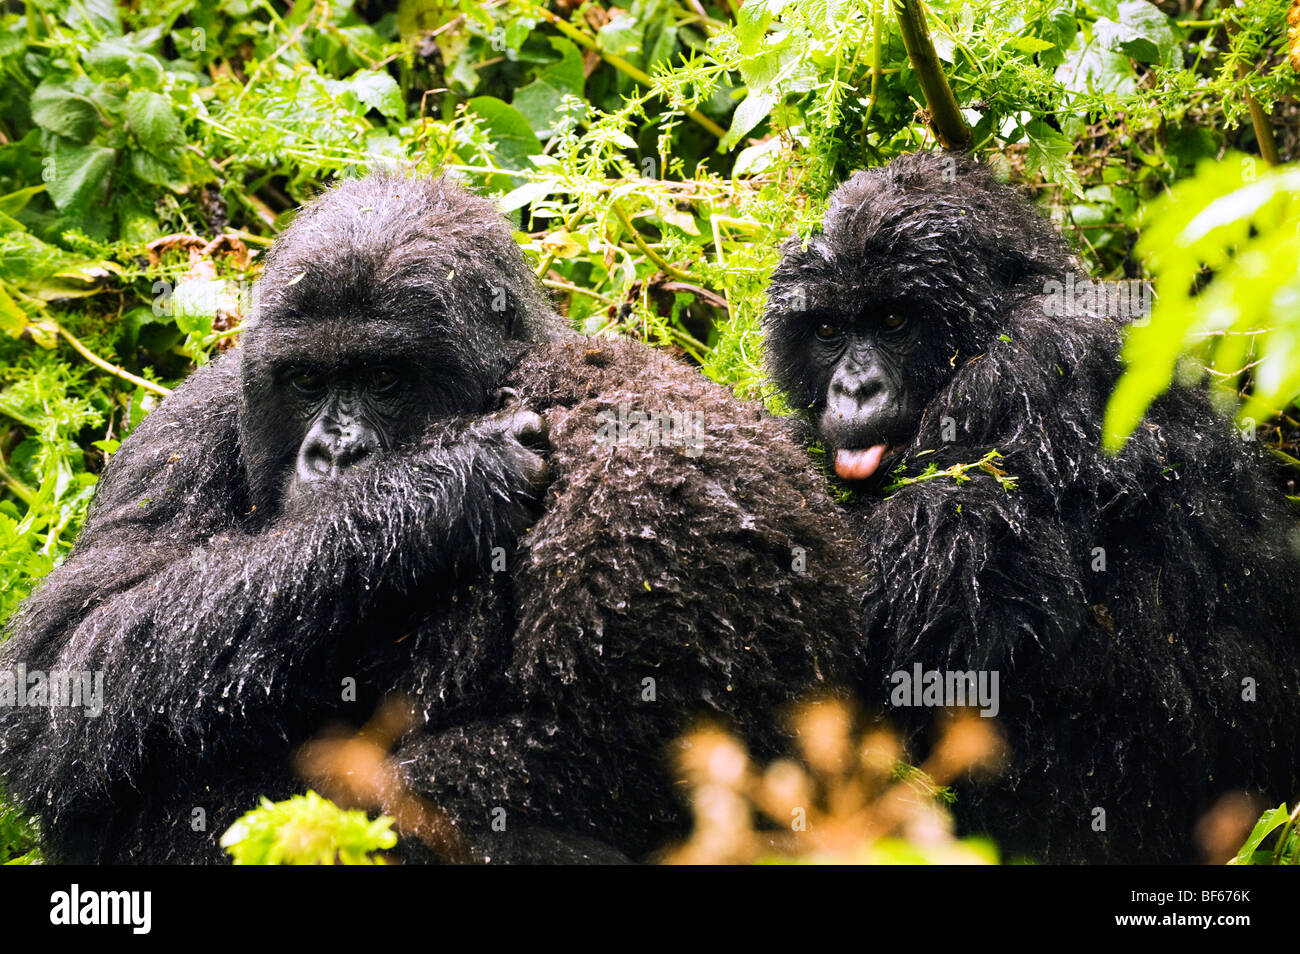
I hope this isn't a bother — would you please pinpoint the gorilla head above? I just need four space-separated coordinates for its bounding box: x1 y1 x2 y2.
763 153 1071 482
239 173 556 509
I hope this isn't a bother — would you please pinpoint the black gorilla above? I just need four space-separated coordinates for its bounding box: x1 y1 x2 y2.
0 173 860 863
763 152 1300 863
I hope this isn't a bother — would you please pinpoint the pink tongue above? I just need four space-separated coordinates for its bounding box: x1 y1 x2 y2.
835 445 887 481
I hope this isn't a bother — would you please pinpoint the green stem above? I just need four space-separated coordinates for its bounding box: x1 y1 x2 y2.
1228 1 1280 165
893 0 972 150
0 457 35 506
611 201 696 282
862 0 883 129
543 278 616 307
58 325 171 397
522 2 726 140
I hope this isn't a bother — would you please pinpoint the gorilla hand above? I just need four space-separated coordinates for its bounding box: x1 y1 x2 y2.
480 387 551 531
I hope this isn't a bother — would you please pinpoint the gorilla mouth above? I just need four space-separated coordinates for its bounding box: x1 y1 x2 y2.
834 445 890 481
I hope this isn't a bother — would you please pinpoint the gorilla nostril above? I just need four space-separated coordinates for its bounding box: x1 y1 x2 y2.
831 370 880 399
831 377 884 407
334 442 372 468
300 442 336 479
295 425 379 488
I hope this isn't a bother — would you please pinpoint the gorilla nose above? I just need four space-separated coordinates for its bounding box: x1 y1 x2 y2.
828 371 888 417
296 432 375 482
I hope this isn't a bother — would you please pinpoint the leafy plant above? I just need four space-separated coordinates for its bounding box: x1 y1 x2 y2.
0 0 1296 867
220 790 397 865
0 783 41 864
1105 154 1300 450
1229 802 1300 865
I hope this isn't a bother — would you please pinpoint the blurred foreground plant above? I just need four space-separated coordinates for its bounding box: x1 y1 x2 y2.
1105 154 1300 451
662 698 1003 864
220 790 396 866
220 698 467 865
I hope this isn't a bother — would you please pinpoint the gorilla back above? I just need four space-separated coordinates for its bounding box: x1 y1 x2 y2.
763 152 1300 863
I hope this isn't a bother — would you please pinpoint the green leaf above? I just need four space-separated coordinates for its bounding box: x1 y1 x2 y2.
43 141 116 214
0 285 29 338
1055 32 1138 98
1021 119 1082 197
1229 804 1291 864
498 179 554 213
83 37 134 75
721 89 780 151
128 148 184 189
1107 160 1300 449
30 83 100 144
124 90 182 148
646 23 679 70
1094 0 1178 66
0 187 44 218
1006 36 1055 54
466 97 541 171
349 70 405 120
598 14 644 57
736 0 795 52
66 0 122 38
512 37 586 137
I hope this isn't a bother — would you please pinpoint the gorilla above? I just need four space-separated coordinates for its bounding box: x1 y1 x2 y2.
763 151 1300 863
0 173 861 864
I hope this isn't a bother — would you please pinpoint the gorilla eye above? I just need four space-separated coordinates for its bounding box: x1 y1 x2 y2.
883 313 907 331
815 323 841 340
370 368 401 392
286 369 324 395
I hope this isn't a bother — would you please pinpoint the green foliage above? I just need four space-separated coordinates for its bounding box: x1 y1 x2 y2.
882 450 1019 494
1229 802 1300 865
1106 155 1300 450
0 0 1295 865
0 783 41 864
220 791 397 865
0 340 113 619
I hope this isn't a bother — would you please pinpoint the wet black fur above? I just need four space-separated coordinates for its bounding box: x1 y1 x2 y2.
0 173 860 863
764 152 1300 863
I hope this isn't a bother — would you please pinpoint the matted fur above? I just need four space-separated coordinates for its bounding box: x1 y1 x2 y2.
0 173 860 863
764 152 1300 863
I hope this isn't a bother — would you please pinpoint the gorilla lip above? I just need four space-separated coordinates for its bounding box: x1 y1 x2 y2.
834 445 888 481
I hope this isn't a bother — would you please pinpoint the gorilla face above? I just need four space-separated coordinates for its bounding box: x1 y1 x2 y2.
257 323 464 502
764 153 1074 484
764 248 957 485
241 297 504 509
802 305 924 481
236 173 556 511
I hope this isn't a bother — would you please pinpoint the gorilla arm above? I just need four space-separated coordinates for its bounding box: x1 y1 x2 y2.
854 323 1097 678
0 352 542 832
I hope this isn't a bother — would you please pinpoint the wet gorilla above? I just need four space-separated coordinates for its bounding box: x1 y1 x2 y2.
0 174 860 863
764 152 1300 863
